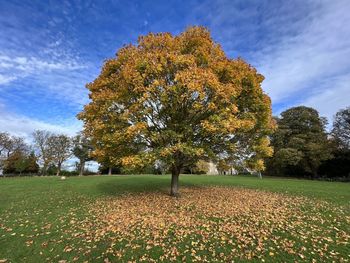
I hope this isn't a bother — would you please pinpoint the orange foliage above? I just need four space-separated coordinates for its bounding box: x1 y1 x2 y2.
78 26 275 179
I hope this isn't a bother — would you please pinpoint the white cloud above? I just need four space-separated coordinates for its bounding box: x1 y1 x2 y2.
0 74 17 85
0 51 94 107
0 105 100 172
254 0 350 116
301 75 350 124
193 0 350 120
0 53 86 86
0 105 82 139
0 54 85 71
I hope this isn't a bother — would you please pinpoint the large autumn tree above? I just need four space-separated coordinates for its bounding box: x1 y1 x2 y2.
79 27 275 195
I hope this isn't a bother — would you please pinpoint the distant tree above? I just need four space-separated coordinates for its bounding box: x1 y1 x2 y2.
0 132 27 158
8 136 27 155
191 160 209 174
72 134 93 176
268 106 332 178
3 150 24 174
0 132 11 170
14 154 28 175
46 164 58 176
3 149 37 175
32 130 55 175
0 132 11 157
332 107 350 150
98 163 121 175
49 134 72 176
26 151 40 174
216 159 231 175
1 133 29 175
318 150 350 179
79 26 275 195
97 157 115 175
318 107 350 179
154 160 169 174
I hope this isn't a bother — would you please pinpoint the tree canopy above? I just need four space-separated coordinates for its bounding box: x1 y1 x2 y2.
32 130 55 175
267 106 332 178
50 134 72 176
79 26 275 195
3 150 39 175
332 107 350 150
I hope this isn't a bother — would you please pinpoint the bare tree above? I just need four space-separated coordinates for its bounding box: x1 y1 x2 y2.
49 134 72 176
32 130 55 175
8 136 27 156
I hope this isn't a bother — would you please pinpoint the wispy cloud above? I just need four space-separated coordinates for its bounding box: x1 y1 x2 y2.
0 53 87 91
0 0 349 138
0 74 16 85
0 102 99 171
193 0 350 121
0 103 81 138
255 0 350 106
301 75 350 123
0 54 85 72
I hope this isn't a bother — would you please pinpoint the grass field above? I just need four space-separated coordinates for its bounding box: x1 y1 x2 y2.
0 175 349 262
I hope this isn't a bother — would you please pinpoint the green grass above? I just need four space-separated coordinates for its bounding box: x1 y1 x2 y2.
0 175 349 262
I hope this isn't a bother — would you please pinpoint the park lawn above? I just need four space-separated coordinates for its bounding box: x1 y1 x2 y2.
0 175 349 262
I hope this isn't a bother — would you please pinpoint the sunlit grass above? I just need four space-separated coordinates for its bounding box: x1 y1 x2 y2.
0 175 349 262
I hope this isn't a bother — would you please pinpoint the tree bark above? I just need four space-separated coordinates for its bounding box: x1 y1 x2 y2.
56 163 61 176
170 166 180 196
79 161 85 176
42 163 48 176
108 166 112 176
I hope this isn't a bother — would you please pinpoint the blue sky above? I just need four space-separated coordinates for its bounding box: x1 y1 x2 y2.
1 0 350 138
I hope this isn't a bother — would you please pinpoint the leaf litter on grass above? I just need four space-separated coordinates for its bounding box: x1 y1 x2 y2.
73 187 349 262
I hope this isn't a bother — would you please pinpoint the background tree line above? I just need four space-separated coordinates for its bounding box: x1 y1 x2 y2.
1 105 349 180
0 131 93 176
87 105 350 181
265 106 350 180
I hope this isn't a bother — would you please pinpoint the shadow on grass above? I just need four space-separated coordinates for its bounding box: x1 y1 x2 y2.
95 175 199 197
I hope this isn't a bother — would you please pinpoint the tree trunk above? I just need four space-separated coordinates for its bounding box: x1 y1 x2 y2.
170 166 180 196
42 164 47 176
79 161 85 176
56 163 61 176
108 166 112 176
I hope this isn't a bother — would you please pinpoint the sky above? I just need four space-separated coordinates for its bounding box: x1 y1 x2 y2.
1 0 350 139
